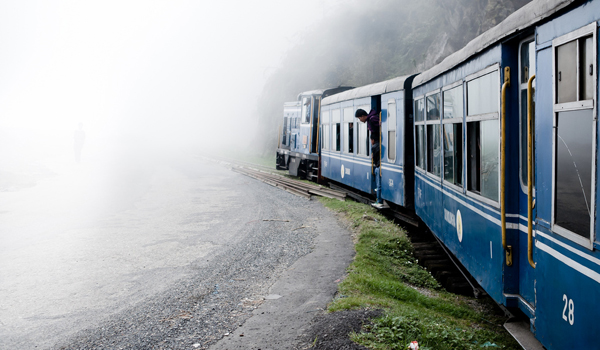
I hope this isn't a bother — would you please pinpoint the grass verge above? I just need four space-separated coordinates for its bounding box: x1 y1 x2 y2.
319 198 520 350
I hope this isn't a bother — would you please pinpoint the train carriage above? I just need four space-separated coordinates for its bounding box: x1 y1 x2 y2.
276 87 352 179
410 0 600 348
320 76 416 206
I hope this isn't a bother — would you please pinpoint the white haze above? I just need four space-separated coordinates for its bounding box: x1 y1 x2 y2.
0 0 344 235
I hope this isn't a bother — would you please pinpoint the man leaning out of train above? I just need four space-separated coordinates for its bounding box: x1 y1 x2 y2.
355 108 380 135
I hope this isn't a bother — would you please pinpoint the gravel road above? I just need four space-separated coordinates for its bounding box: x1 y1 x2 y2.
0 155 356 350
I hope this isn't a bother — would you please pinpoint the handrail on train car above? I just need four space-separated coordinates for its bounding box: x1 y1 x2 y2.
527 74 536 269
501 66 512 267
379 111 382 175
308 96 314 153
316 97 321 152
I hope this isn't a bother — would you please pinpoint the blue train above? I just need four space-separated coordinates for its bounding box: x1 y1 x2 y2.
275 0 600 348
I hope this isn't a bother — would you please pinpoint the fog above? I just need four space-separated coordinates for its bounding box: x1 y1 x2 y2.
2 1 346 158
0 1 347 203
0 0 354 256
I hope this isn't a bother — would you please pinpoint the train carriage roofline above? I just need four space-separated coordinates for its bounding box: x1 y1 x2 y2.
297 86 354 100
412 0 576 88
321 75 415 106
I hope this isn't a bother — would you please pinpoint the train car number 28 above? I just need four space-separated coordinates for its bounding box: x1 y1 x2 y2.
562 294 574 325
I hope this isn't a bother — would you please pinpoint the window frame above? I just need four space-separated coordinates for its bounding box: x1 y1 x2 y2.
355 104 371 158
551 22 597 249
343 107 354 154
425 90 442 180
464 64 501 208
441 80 465 192
331 108 341 153
518 37 537 194
414 96 427 173
321 110 330 151
387 99 397 163
301 96 313 124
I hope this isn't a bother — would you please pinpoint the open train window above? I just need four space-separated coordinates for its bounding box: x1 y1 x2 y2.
356 105 371 157
387 100 397 162
414 98 425 170
301 97 312 124
343 107 354 154
321 110 330 150
426 92 441 177
332 109 341 152
552 23 597 247
442 83 463 187
466 67 500 204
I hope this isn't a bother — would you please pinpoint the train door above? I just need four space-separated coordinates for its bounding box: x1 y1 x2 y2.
515 38 537 311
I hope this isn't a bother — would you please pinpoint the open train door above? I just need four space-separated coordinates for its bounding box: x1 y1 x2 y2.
498 35 539 340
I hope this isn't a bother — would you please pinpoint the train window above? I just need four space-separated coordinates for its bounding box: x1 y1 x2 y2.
335 123 341 151
415 99 425 122
467 71 499 116
466 70 500 202
425 93 441 177
580 35 594 101
321 111 330 151
467 122 480 194
416 125 425 169
301 97 312 124
443 86 463 119
322 125 329 150
357 122 368 156
520 40 536 190
344 107 354 154
552 23 596 247
555 109 593 239
387 101 396 162
443 123 462 186
442 85 463 186
556 41 578 103
426 93 440 120
414 98 426 170
282 117 288 146
344 123 354 153
427 124 441 176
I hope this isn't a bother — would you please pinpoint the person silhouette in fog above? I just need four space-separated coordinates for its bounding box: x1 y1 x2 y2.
74 123 86 163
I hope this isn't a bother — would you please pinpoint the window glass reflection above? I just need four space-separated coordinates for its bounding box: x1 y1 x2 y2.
467 71 499 115
443 86 463 119
427 93 441 120
555 109 593 238
481 119 499 201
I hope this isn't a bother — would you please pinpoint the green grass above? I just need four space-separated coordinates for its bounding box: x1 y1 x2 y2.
319 198 520 350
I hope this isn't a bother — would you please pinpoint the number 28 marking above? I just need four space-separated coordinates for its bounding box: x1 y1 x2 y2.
562 294 574 325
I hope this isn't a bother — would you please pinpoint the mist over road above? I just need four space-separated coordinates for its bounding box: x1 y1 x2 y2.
0 155 347 349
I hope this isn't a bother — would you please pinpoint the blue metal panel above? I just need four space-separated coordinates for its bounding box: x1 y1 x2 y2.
381 90 406 206
535 227 600 348
537 2 600 45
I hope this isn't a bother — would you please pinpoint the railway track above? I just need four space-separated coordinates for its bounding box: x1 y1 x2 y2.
231 166 346 201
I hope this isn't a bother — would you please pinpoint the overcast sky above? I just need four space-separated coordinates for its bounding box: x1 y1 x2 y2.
0 0 345 168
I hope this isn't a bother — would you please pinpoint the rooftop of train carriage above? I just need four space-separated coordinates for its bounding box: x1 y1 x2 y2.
321 75 413 106
412 0 577 88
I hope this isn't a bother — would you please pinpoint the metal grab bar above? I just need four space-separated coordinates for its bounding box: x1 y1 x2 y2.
527 75 536 269
379 111 382 175
316 97 321 152
501 67 512 266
